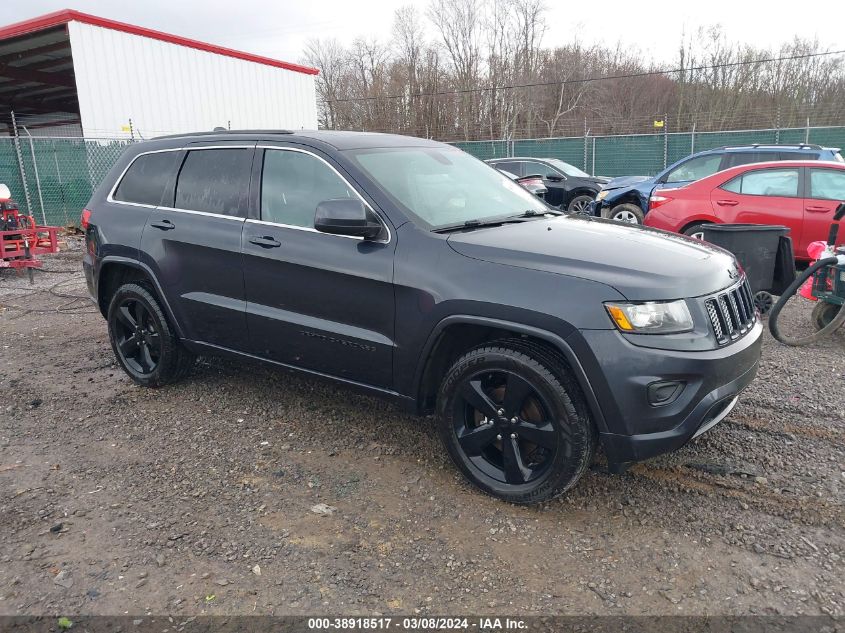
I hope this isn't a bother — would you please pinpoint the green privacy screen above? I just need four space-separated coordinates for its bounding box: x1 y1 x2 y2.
454 126 845 177
2 126 844 226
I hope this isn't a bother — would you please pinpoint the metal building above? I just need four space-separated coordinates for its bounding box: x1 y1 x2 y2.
0 9 319 137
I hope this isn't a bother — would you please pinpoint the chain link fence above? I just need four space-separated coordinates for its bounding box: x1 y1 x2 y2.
453 126 845 177
2 125 844 227
0 136 132 226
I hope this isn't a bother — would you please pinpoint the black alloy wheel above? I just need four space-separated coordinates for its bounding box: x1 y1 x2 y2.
437 341 597 503
453 369 558 485
107 283 195 387
112 297 162 375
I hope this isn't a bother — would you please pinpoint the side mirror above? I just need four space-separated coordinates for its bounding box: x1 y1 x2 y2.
546 173 564 182
315 198 383 240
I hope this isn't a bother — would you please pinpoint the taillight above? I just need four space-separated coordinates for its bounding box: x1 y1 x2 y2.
80 208 91 229
648 195 673 211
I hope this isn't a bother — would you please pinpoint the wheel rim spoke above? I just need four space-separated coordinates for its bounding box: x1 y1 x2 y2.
457 424 499 456
502 436 532 484
502 373 533 416
117 306 136 330
516 420 558 449
140 345 154 372
133 300 146 327
460 379 499 419
118 336 137 357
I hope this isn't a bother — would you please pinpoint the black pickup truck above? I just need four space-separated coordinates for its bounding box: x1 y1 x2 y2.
82 130 762 504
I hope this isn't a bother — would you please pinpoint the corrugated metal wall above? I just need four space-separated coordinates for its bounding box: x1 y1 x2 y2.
68 21 318 138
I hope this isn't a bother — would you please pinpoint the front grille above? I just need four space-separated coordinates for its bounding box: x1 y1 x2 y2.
704 278 756 346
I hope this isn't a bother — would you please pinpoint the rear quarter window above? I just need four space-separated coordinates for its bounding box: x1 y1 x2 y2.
112 151 179 206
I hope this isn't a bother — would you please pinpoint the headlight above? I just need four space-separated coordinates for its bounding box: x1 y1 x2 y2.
595 190 608 201
605 300 693 334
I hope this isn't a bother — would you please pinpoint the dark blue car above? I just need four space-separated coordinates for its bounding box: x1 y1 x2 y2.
590 144 843 224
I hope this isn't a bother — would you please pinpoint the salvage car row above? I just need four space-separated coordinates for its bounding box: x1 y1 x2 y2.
487 144 845 257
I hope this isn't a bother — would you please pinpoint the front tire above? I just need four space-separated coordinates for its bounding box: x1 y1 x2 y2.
602 203 644 224
436 341 597 504
566 195 594 215
107 283 195 387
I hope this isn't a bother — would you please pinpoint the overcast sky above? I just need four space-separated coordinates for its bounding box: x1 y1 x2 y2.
6 0 845 68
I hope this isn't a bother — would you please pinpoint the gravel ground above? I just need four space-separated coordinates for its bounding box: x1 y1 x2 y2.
0 242 843 617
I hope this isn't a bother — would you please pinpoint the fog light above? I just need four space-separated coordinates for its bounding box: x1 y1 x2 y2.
647 380 685 406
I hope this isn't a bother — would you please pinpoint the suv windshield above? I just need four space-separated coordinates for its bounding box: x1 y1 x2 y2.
546 159 591 178
347 147 547 229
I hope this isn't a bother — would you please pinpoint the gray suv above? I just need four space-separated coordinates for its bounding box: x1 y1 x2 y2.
82 130 762 504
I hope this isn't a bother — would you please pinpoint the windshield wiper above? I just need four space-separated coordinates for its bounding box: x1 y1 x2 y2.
432 216 530 233
433 210 559 233
510 208 562 218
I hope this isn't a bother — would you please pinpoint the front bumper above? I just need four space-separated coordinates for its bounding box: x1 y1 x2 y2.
587 199 609 216
567 320 763 467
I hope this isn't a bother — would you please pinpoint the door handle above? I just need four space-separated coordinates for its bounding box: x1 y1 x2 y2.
715 199 739 206
150 219 175 230
806 205 830 213
248 235 281 248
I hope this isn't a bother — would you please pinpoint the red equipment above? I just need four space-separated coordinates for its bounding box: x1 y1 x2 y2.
0 184 60 277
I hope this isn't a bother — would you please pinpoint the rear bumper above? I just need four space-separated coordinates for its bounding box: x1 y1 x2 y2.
568 321 762 466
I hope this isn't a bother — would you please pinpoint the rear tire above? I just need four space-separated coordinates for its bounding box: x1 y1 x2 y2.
682 222 711 240
107 283 195 387
602 203 643 224
436 340 597 504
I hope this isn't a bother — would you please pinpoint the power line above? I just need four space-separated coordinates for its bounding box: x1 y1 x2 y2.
325 48 845 103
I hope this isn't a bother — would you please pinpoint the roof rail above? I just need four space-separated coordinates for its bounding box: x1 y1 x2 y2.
153 129 294 140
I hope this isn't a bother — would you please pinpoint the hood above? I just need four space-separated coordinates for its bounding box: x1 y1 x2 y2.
590 176 611 185
446 216 739 300
602 175 653 190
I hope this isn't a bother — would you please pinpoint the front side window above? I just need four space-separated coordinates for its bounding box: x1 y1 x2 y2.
113 151 179 206
722 168 800 197
522 161 556 178
494 161 522 177
174 148 252 215
546 159 591 178
664 154 722 183
808 169 845 200
261 149 354 227
347 147 547 229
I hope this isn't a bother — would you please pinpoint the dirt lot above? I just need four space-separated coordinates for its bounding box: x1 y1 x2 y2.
0 244 843 617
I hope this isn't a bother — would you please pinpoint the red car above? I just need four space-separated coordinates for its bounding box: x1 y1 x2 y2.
643 160 845 260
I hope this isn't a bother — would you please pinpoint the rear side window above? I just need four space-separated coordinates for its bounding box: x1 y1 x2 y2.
174 149 252 215
779 151 817 161
722 152 781 169
808 169 845 200
722 168 800 197
113 151 179 206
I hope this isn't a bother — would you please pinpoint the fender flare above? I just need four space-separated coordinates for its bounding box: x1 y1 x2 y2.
413 314 608 433
97 256 185 338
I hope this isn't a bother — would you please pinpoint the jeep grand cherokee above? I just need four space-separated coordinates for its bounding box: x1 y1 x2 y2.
82 130 762 504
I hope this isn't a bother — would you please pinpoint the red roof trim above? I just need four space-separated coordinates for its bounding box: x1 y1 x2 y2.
0 9 319 75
